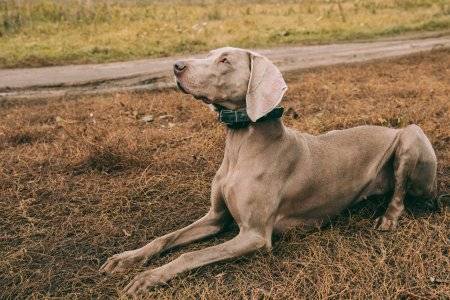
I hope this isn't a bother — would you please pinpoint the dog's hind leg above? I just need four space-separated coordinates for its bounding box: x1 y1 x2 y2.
374 125 436 231
407 127 438 206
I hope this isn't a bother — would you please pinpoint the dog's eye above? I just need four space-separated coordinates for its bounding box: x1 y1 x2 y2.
219 57 228 64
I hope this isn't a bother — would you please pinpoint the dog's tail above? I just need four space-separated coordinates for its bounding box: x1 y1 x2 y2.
434 194 450 212
431 193 450 212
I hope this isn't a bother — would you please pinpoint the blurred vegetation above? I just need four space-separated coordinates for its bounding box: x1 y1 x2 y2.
0 0 449 68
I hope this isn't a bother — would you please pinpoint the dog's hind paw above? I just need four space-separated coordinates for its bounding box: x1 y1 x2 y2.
374 216 397 231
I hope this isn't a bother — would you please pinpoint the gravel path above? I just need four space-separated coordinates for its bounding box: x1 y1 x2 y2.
1 34 449 102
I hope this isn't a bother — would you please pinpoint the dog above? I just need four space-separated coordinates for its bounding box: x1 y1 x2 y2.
100 47 437 296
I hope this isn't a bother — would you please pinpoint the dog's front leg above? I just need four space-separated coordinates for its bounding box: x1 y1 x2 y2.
122 230 266 296
100 183 229 274
99 208 228 274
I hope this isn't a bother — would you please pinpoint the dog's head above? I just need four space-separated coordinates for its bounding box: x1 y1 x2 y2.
174 47 287 122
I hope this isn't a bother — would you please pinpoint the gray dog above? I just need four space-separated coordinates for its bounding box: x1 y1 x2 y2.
100 47 437 296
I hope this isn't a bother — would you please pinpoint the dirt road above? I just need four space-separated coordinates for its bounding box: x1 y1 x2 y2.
1 34 449 102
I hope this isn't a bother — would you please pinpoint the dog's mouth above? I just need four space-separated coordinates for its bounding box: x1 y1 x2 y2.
177 81 212 104
194 95 212 104
176 81 189 94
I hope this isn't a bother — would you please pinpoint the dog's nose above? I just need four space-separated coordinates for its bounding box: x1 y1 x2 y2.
174 61 187 74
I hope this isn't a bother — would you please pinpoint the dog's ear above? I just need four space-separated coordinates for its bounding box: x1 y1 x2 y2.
246 52 287 122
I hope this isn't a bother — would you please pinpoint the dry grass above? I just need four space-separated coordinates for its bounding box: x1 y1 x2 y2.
1 0 450 68
0 50 449 299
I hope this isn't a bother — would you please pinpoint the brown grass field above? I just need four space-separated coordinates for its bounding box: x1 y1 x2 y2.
0 50 449 299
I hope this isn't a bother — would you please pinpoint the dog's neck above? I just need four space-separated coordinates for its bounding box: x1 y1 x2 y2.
228 117 284 134
224 118 285 159
212 104 286 157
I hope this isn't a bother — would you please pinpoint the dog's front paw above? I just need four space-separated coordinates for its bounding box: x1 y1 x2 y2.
123 269 166 296
99 250 146 274
374 216 397 231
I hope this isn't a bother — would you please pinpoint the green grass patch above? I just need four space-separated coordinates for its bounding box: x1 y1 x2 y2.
1 0 449 68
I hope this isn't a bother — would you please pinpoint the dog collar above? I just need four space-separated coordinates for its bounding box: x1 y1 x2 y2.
217 106 284 129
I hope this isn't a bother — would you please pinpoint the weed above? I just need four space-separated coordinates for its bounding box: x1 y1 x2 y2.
0 0 449 68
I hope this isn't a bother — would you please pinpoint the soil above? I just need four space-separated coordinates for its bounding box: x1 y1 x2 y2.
1 33 449 103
